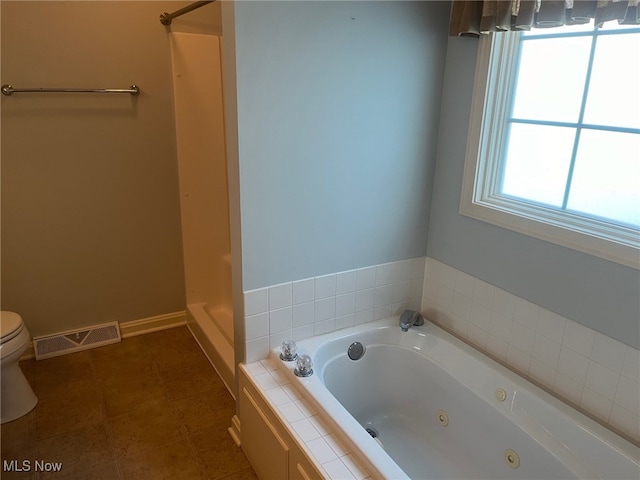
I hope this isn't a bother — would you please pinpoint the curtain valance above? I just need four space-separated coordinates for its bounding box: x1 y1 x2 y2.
450 0 640 37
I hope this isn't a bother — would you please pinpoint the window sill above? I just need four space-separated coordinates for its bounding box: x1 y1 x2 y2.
460 194 640 269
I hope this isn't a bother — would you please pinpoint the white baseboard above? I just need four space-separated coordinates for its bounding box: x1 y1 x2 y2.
119 310 187 338
21 311 187 361
228 414 241 446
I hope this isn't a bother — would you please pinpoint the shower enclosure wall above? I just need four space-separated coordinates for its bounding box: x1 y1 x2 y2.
170 32 234 393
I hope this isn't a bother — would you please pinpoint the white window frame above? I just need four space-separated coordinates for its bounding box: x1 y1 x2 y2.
460 32 640 269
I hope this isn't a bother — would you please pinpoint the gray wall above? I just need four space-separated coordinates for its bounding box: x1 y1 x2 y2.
427 37 640 348
1 1 221 337
233 1 450 290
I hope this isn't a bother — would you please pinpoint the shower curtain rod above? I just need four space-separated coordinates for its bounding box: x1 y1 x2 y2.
1 84 140 96
159 1 215 26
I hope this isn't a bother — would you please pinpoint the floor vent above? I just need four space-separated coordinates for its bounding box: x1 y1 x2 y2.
33 321 121 360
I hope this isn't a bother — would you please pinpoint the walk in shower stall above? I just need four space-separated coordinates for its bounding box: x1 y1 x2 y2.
170 31 234 392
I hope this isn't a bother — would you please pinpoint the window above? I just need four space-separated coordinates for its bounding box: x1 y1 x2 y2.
461 23 640 268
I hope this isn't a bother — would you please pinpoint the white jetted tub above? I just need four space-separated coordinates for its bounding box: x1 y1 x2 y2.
274 317 639 479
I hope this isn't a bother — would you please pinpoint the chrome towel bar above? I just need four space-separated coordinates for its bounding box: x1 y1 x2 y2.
1 84 140 96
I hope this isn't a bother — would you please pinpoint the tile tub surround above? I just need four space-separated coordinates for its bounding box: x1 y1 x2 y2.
421 257 640 444
241 360 373 480
243 257 425 364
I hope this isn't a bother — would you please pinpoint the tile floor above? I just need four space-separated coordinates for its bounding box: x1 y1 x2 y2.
1 326 258 480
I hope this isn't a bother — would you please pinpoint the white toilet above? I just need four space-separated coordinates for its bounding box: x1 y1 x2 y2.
1 311 38 423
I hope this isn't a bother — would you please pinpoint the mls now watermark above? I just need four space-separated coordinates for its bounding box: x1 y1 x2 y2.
3 459 63 473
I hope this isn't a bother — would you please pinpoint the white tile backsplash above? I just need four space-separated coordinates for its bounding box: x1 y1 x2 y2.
393 280 412 303
454 269 475 297
314 318 335 336
335 293 356 317
314 297 335 322
270 332 292 350
492 289 516 319
334 313 355 331
585 361 619 400
245 312 269 340
610 404 640 440
292 278 314 305
373 284 393 308
472 278 494 307
591 334 626 372
336 270 357 295
355 267 376 290
269 307 292 333
421 257 640 443
622 347 640 380
354 309 373 325
513 297 540 328
532 332 562 369
244 258 425 364
243 255 638 443
315 274 337 299
292 324 314 342
355 288 375 312
245 336 269 363
489 312 512 341
269 283 292 310
375 262 396 286
244 287 269 316
581 387 613 422
292 301 315 327
537 309 566 343
469 303 491 331
508 322 535 355
557 346 589 384
411 258 426 281
615 376 640 414
563 321 595 357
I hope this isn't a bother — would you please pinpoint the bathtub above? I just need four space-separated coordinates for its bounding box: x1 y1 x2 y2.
273 317 639 479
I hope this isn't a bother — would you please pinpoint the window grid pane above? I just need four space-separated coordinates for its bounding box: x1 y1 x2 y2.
582 33 640 130
501 124 575 207
567 130 640 227
510 36 591 123
500 27 640 229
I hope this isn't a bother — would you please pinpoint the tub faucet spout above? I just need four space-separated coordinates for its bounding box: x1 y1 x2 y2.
399 310 424 332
